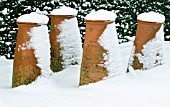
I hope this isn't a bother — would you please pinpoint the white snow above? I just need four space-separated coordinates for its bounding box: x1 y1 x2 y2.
18 41 32 51
129 25 164 69
35 8 48 15
126 36 135 42
17 12 49 25
1 42 170 107
28 25 52 77
137 11 165 23
57 17 82 68
98 22 124 77
85 9 117 21
2 8 7 15
50 6 78 16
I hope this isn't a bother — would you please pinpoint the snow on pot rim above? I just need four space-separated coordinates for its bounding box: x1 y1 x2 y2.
50 15 76 20
50 6 78 16
85 20 114 24
17 12 49 25
137 11 165 23
85 10 117 22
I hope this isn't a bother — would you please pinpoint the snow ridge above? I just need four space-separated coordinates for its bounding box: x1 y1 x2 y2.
58 17 82 68
28 25 52 77
98 23 124 77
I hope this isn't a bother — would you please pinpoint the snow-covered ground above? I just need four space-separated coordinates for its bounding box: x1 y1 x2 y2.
0 41 170 107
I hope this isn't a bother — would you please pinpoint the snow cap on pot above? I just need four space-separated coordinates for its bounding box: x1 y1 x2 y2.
17 12 49 24
137 11 165 23
85 9 117 21
50 6 78 16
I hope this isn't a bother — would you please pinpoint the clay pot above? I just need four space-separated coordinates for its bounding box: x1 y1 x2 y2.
12 22 41 88
79 20 114 86
50 15 75 72
132 20 162 70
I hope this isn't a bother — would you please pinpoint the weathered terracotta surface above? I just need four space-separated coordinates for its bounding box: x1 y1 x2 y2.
50 15 75 72
12 22 41 88
79 20 113 86
132 20 162 70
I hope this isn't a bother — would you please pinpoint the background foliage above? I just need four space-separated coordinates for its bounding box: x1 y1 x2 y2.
0 0 169 59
